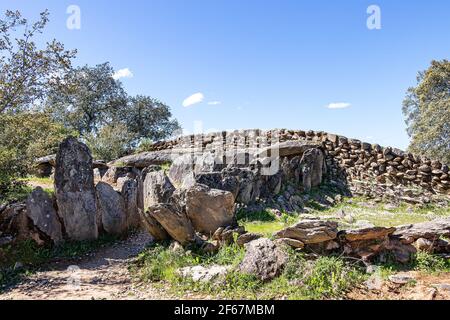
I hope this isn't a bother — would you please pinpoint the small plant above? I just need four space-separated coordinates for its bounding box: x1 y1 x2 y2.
414 251 450 273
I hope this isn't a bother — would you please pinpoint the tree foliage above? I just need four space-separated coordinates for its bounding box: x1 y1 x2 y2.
46 62 127 135
0 10 76 113
403 60 450 163
46 66 181 160
0 113 74 193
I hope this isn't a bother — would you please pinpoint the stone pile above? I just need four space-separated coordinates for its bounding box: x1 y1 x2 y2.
127 129 449 199
272 217 450 263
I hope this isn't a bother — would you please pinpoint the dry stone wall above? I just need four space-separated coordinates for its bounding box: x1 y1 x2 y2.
147 129 450 200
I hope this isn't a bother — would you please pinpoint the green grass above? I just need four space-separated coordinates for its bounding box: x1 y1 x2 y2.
18 176 53 185
237 209 299 237
130 243 367 300
0 234 120 291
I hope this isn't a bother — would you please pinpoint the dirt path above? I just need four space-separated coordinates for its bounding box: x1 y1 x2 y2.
2 230 449 300
0 232 179 300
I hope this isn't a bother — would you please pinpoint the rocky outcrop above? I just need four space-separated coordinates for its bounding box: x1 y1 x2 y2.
186 184 235 234
54 137 98 241
96 182 127 235
147 204 195 245
26 187 63 244
239 238 288 281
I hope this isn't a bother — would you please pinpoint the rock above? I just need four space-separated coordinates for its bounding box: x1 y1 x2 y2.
236 232 262 246
365 274 384 291
147 204 195 245
142 170 175 210
342 227 396 242
388 274 415 285
121 179 141 229
185 184 235 234
96 182 127 235
299 148 325 191
26 187 63 244
274 220 338 244
257 141 320 158
274 238 305 249
54 137 98 241
178 265 231 282
201 241 220 254
239 238 288 281
140 210 170 241
414 237 434 252
392 218 450 244
102 166 120 184
168 154 194 187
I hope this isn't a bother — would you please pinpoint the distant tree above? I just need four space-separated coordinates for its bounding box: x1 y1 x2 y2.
120 95 181 144
46 62 127 135
85 123 133 161
403 60 450 163
0 10 76 113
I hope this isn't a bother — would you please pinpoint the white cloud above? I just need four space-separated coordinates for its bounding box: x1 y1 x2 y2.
207 101 221 105
326 102 351 109
183 92 204 107
112 68 133 80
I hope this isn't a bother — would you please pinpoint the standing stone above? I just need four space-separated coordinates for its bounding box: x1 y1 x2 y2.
300 148 325 191
143 170 175 210
54 137 98 241
121 179 141 229
26 187 63 244
96 182 127 236
186 184 235 234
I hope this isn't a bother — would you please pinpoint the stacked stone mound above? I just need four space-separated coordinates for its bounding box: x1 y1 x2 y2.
114 129 449 200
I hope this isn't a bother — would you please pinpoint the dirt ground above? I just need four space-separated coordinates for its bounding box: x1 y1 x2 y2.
1 231 449 300
0 232 182 300
348 271 450 300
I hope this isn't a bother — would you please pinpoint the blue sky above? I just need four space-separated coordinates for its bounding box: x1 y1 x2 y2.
2 0 449 149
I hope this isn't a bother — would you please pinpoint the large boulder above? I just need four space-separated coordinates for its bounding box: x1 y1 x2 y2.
143 170 175 210
186 184 235 234
392 218 450 244
168 154 195 187
121 179 141 229
26 187 63 244
96 182 127 235
54 137 98 241
239 238 288 281
147 204 195 245
141 210 170 240
274 219 338 244
299 148 325 191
